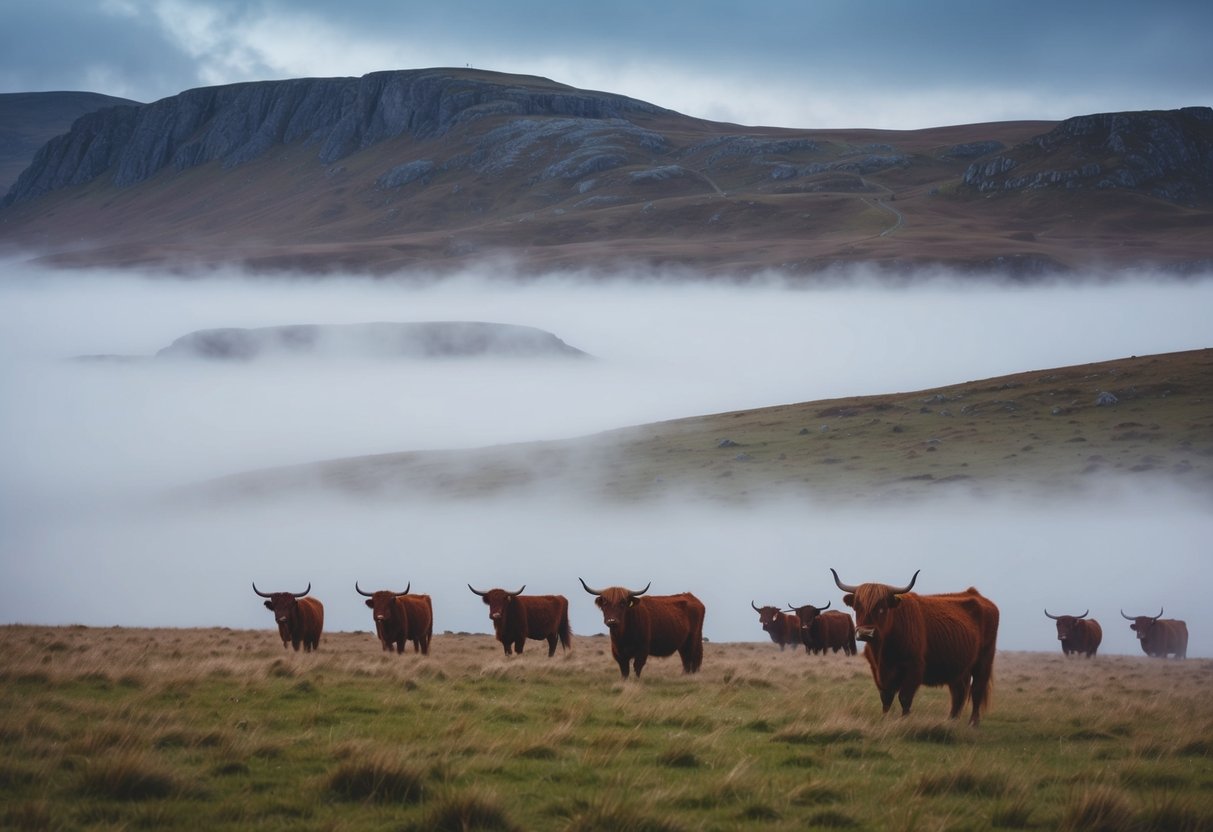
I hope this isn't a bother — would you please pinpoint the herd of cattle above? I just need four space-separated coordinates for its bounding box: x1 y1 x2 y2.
253 572 1190 727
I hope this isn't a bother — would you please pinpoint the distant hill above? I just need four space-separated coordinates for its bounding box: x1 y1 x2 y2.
191 348 1213 504
0 91 140 192
1 69 1210 276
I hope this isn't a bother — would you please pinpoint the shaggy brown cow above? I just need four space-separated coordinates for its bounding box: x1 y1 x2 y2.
1122 609 1188 659
580 579 704 678
399 592 434 655
832 568 999 726
751 601 801 651
253 582 323 652
1045 609 1102 657
356 582 412 654
468 584 572 656
788 602 857 655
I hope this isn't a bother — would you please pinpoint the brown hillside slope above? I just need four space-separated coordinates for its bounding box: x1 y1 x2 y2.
200 348 1213 504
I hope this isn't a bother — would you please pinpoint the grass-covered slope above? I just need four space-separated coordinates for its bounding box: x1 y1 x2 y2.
1 625 1210 831
207 348 1213 504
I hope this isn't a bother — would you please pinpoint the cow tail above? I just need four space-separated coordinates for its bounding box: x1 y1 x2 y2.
558 605 573 652
689 605 705 673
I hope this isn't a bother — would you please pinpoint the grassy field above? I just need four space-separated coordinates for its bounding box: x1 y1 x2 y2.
2 626 1211 831
208 348 1213 504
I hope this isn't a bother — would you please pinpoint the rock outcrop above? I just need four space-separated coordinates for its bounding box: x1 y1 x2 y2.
2 69 669 207
153 321 589 361
962 107 1213 203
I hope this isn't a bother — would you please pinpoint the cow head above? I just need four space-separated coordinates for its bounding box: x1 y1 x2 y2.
832 568 919 642
469 585 526 621
356 582 409 622
787 601 831 634
1121 608 1163 641
1045 609 1088 642
751 601 783 632
253 582 311 639
581 578 649 634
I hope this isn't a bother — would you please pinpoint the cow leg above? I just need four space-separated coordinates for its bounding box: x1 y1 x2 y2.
897 684 918 717
879 687 896 714
547 635 558 657
948 679 971 719
633 654 648 678
969 653 995 727
615 656 631 679
515 638 526 655
503 642 512 656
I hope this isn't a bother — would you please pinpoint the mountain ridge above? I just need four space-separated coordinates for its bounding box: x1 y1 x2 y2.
2 69 1211 276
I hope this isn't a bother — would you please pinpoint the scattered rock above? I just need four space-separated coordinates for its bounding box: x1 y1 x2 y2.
1096 391 1119 406
717 439 739 448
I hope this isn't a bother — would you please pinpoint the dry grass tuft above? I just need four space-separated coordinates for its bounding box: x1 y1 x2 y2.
559 796 689 832
324 750 426 804
404 789 521 832
1059 785 1136 832
74 751 185 801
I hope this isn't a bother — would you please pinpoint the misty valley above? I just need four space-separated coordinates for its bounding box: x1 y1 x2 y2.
1 266 1210 658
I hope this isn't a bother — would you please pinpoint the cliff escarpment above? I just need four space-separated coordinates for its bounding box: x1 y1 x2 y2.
963 107 1213 203
2 69 668 207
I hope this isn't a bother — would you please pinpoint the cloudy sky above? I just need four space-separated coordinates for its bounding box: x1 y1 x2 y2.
2 0 1211 128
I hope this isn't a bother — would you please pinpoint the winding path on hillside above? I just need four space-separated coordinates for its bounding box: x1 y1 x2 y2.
859 176 904 238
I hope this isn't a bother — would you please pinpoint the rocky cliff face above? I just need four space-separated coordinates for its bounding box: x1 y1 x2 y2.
963 107 1213 203
2 69 669 207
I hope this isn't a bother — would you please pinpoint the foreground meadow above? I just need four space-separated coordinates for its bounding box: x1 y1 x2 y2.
1 626 1211 831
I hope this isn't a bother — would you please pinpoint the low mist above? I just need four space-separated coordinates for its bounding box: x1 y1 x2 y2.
1 263 1210 657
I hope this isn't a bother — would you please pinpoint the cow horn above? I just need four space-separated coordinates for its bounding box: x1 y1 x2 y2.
579 577 604 596
752 600 762 612
820 600 831 612
1076 609 1089 620
395 582 411 597
510 585 525 597
1152 607 1164 621
889 570 919 596
293 583 311 598
356 582 374 597
628 582 651 599
1121 609 1134 620
1045 609 1060 620
830 568 859 593
468 584 487 597
252 582 272 598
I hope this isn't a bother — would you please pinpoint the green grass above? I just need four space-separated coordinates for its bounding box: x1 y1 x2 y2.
1 627 1212 830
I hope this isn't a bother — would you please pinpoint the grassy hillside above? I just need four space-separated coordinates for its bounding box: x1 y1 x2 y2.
208 348 1213 504
1 625 1210 831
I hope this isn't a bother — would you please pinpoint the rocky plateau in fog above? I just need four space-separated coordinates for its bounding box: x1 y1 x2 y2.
77 321 588 362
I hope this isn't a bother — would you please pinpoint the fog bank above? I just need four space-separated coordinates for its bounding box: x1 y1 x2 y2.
1 264 1210 656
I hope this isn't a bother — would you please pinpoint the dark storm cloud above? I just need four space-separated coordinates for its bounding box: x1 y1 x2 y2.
1 0 1210 127
0 1 197 102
